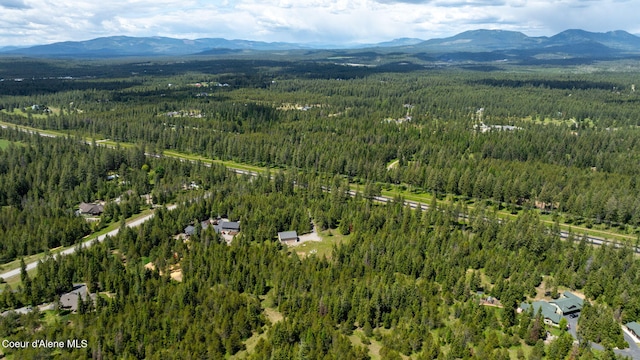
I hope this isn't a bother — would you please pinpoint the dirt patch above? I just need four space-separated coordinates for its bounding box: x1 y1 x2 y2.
173 233 188 241
144 262 182 282
480 301 503 308
170 269 183 282
297 232 321 243
264 308 284 324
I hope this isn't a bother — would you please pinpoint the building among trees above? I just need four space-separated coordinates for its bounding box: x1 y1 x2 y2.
278 230 298 245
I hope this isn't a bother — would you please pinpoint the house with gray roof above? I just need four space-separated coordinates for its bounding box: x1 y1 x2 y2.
550 291 583 315
520 301 563 327
201 219 212 230
214 221 240 234
625 322 640 343
519 291 583 328
184 225 196 236
78 202 104 215
278 230 298 244
59 284 95 312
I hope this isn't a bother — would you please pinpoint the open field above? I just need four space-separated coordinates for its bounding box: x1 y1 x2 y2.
0 267 37 292
1 108 53 119
162 150 267 173
294 229 351 258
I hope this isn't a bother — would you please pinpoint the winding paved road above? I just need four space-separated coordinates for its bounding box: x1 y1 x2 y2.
0 205 176 281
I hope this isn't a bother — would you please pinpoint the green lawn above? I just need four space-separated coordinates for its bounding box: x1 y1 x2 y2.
97 139 135 149
0 247 61 275
348 329 384 360
163 150 267 173
0 137 26 150
0 138 12 149
291 229 352 258
0 267 37 292
1 108 50 119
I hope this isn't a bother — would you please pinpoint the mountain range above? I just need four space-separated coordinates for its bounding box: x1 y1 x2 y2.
2 29 640 62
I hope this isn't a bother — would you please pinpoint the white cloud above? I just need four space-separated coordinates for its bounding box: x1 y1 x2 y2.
0 0 638 46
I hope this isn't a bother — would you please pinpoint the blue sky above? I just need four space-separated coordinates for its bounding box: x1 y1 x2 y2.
0 0 638 46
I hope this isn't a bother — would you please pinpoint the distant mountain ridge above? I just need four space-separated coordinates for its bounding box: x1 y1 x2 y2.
399 29 640 64
1 29 640 59
1 36 312 57
417 29 545 52
547 29 640 51
413 29 640 52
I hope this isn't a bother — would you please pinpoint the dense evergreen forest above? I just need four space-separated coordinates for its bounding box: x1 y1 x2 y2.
1 143 638 359
2 58 640 359
2 59 640 230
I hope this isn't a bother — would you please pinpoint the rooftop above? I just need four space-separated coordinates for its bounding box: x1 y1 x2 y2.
626 322 640 336
79 202 104 215
59 283 95 311
214 221 240 233
521 301 562 325
550 291 583 314
278 230 298 241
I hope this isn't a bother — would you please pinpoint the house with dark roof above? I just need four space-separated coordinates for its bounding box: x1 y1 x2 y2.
59 284 96 312
550 291 583 315
214 221 240 234
78 202 104 215
520 301 563 327
518 291 583 328
278 230 298 244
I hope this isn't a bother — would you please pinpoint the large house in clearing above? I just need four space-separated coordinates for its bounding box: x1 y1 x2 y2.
519 291 584 327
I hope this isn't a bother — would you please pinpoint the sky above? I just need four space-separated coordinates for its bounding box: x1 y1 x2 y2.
0 0 639 46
